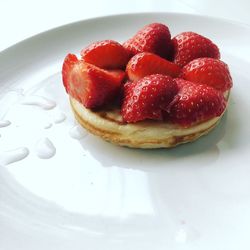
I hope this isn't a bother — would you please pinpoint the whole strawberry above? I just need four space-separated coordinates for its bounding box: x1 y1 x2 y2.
123 23 172 59
180 58 233 92
167 78 226 127
171 32 220 67
121 74 178 123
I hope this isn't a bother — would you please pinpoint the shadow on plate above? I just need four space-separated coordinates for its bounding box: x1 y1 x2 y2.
79 113 231 170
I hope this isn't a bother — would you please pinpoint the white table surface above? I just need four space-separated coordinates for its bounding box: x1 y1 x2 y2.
1 0 250 52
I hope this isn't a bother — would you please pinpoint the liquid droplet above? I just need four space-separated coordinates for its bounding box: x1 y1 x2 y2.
54 112 66 124
21 95 56 110
69 125 87 140
0 147 29 166
35 137 56 159
0 120 11 128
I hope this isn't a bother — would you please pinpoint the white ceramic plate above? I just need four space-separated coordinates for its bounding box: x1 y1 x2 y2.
1 13 250 250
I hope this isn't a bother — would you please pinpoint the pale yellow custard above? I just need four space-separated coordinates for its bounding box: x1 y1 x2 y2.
70 91 229 148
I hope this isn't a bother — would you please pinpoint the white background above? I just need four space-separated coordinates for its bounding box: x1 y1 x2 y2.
1 0 250 52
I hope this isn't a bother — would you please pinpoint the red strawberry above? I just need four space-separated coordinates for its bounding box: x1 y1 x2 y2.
126 52 181 81
171 32 220 67
81 40 129 69
62 53 78 93
121 74 178 123
62 54 125 108
180 58 233 92
123 23 172 59
167 78 226 127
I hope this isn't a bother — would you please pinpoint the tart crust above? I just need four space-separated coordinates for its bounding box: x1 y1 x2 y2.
70 92 229 148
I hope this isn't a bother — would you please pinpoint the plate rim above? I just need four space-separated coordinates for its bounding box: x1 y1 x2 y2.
1 11 250 56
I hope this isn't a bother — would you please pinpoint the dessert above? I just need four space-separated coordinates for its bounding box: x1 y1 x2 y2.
123 23 172 59
62 23 233 148
171 31 220 67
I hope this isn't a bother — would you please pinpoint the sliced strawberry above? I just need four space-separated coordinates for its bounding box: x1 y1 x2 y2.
180 58 233 92
171 32 220 67
106 69 127 84
62 54 78 93
81 40 129 69
121 74 178 123
167 78 226 127
62 54 125 108
123 23 172 59
126 52 181 81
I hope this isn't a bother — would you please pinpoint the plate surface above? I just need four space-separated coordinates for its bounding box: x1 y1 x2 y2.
1 13 250 250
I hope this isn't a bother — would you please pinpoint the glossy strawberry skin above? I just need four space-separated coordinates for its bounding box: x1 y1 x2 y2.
180 58 233 92
123 23 172 59
121 74 178 123
81 40 129 69
126 52 181 81
62 54 125 108
171 32 220 67
167 78 226 127
62 53 78 93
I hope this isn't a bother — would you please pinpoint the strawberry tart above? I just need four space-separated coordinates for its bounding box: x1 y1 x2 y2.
62 23 233 148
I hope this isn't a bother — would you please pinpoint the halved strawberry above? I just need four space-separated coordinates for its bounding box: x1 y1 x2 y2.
180 58 233 92
123 23 172 59
62 54 78 93
167 78 226 127
171 32 220 67
81 40 129 69
126 52 181 81
62 54 125 108
121 74 178 123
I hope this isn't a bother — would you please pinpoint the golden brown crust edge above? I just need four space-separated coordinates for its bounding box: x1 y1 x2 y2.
69 95 229 149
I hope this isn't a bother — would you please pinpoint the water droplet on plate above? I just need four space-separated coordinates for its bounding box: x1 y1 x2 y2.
54 112 66 124
0 120 11 128
69 125 87 140
21 95 56 110
35 137 56 159
0 147 29 166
